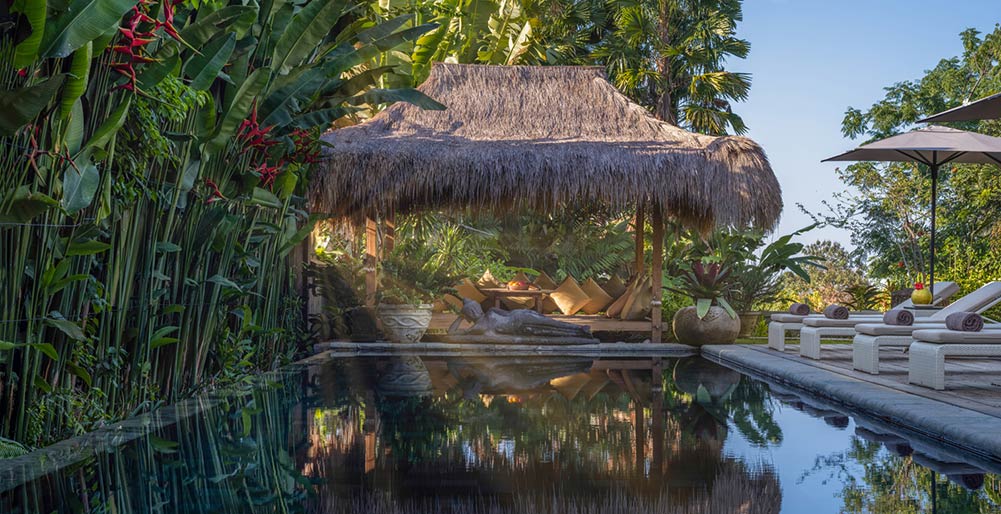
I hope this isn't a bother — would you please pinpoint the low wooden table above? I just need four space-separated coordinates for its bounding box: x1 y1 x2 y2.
480 288 554 313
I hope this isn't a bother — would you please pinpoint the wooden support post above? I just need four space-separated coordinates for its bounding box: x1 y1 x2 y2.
634 204 645 276
383 212 395 256
650 203 664 343
365 216 378 307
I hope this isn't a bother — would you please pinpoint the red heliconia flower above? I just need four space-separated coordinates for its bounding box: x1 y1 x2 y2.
253 163 283 188
897 261 905 268
290 128 321 164
237 104 279 155
17 68 28 78
204 179 226 204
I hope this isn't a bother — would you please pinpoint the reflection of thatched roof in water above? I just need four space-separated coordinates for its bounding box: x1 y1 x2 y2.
314 460 781 514
312 63 782 231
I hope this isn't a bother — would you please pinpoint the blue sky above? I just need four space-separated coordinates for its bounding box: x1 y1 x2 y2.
733 0 999 248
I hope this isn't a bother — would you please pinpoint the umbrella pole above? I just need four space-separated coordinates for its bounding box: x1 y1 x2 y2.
929 164 938 296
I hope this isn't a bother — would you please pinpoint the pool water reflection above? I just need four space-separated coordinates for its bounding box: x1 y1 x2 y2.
2 355 999 513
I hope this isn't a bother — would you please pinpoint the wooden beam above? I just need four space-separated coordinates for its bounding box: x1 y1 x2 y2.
650 203 664 343
383 212 395 255
634 204 645 276
365 216 378 307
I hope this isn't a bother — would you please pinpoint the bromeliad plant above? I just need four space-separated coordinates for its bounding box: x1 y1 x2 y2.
669 261 737 320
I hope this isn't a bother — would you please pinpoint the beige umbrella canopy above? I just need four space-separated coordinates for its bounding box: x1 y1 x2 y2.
824 125 1001 294
311 63 781 231
920 92 1001 123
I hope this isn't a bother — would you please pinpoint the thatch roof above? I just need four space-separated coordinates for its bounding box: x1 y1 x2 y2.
311 63 781 229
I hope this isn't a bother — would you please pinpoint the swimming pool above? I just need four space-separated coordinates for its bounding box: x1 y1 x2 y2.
1 355 998 513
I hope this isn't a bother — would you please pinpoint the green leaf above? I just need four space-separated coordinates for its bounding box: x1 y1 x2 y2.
60 41 92 119
150 326 179 349
717 297 737 319
291 106 361 129
155 242 181 253
66 238 110 256
62 161 100 214
66 362 92 386
696 298 711 319
33 375 53 393
178 5 258 48
148 435 179 453
208 68 270 154
0 186 59 223
137 51 179 90
272 0 349 74
44 318 86 341
248 187 282 208
28 343 59 361
64 98 85 154
351 88 445 110
0 341 19 351
183 33 236 91
258 67 329 127
206 274 241 291
12 0 47 68
0 74 65 136
39 0 136 58
77 97 130 157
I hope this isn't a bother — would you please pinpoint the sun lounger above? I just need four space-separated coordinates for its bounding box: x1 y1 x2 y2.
908 328 1001 390
782 281 959 356
851 281 1001 373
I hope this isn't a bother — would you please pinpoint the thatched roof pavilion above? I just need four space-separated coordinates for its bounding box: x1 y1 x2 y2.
311 63 782 343
312 63 781 230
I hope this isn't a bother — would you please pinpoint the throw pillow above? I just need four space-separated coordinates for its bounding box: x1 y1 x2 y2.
551 276 591 316
580 278 614 315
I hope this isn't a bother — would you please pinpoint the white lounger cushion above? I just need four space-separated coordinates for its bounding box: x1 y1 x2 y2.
802 315 883 328
770 313 807 323
855 322 946 336
912 328 1001 344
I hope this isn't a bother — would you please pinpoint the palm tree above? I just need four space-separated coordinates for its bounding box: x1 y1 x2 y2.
549 0 751 135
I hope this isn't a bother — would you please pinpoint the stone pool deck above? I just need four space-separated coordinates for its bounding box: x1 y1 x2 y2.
704 343 1001 467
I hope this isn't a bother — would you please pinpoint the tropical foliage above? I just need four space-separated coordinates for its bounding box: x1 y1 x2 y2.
812 27 1001 297
0 0 439 446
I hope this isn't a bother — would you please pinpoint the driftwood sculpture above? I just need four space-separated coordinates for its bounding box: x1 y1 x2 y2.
444 298 598 345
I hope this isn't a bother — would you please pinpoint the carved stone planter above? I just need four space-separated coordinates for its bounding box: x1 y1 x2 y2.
377 356 432 397
672 306 740 346
737 311 762 338
377 304 433 343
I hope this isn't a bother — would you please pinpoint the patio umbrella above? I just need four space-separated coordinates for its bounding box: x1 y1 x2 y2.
919 92 1001 122
824 125 1001 295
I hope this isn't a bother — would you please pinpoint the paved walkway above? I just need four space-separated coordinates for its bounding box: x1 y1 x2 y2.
703 343 1001 466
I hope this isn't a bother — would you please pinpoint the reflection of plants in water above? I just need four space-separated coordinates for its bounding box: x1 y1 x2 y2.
804 437 1001 514
375 395 452 466
2 371 314 513
665 360 782 446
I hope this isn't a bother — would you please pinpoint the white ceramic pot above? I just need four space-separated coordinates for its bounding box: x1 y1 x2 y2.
377 304 433 343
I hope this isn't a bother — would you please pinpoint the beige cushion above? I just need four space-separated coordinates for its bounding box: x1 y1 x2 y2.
603 275 627 298
442 294 464 312
605 276 637 318
551 276 590 315
512 271 531 284
620 275 652 321
477 269 502 289
455 278 488 304
534 271 558 290
580 278 614 315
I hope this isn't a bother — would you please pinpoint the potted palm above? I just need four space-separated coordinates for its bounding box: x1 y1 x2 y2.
377 256 453 343
729 227 824 338
668 261 741 346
